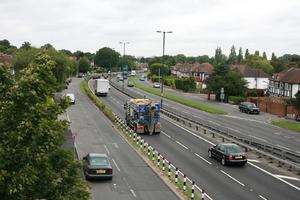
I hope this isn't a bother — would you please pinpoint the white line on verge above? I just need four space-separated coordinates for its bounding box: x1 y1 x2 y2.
247 159 260 163
130 189 137 198
194 153 212 165
273 175 300 181
176 140 188 150
104 144 110 154
112 158 120 172
259 195 268 200
221 170 245 186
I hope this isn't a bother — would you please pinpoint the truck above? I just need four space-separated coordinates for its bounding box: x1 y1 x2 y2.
94 78 109 96
124 98 161 135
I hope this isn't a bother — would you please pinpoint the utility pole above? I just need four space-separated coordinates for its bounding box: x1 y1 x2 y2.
120 42 129 89
156 30 173 109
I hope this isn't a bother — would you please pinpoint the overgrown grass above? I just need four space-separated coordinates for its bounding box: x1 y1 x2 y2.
133 81 227 115
80 80 115 122
271 120 300 133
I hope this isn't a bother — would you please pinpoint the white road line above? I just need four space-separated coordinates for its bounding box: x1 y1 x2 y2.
221 170 245 186
273 175 300 181
176 140 188 150
275 144 290 150
227 127 242 133
248 162 300 191
208 120 220 126
194 153 212 165
250 135 267 142
112 158 120 172
247 159 260 163
104 144 110 154
259 195 268 200
130 189 137 198
162 131 171 138
163 116 215 146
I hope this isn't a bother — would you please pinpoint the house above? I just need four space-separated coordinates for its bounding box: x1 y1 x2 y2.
0 52 13 64
268 67 300 98
230 65 270 90
170 63 193 78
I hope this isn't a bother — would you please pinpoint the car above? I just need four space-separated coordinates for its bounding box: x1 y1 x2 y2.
65 93 75 104
153 82 160 88
208 143 247 166
295 114 300 121
239 102 260 114
118 76 124 81
127 82 134 87
83 153 113 180
139 75 146 81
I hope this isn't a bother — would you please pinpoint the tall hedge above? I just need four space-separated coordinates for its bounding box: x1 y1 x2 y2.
175 78 196 92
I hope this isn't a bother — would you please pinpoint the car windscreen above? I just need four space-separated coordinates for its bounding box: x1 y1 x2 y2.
90 157 109 166
226 145 243 154
248 104 256 108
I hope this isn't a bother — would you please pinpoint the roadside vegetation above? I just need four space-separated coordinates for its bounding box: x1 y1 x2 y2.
271 120 300 133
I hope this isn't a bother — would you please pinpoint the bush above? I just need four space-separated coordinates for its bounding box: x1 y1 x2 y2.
228 96 245 104
164 77 175 87
175 78 196 92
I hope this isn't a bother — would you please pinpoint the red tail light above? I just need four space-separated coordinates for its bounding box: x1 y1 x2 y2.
228 155 233 160
107 169 113 174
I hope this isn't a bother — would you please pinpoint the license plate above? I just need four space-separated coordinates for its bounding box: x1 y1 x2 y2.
235 156 242 159
96 170 106 174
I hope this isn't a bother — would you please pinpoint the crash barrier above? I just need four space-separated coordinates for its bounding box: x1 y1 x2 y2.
113 113 210 200
110 79 300 175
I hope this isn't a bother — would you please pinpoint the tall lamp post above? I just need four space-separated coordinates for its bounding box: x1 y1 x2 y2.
120 41 129 89
156 30 173 108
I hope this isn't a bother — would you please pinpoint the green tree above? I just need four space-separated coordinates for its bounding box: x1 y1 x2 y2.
94 47 120 71
174 54 186 64
213 47 227 65
254 50 260 56
245 49 250 59
237 47 243 64
294 91 300 110
149 63 170 77
59 49 73 56
78 57 90 73
41 43 55 50
228 45 238 64
20 41 31 49
196 55 210 63
243 54 273 74
0 54 89 200
0 39 17 54
262 52 267 60
118 55 136 71
73 50 84 60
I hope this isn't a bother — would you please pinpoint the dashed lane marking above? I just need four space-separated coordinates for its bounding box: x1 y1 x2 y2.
112 158 120 172
194 153 212 165
259 195 268 200
221 170 245 186
176 140 189 150
104 144 110 154
162 131 171 138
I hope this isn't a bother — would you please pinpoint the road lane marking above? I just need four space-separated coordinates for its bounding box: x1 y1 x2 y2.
247 159 260 163
275 144 290 150
176 140 188 150
104 144 110 154
194 153 212 165
259 195 268 200
130 189 137 198
250 135 267 142
273 175 300 181
221 170 245 186
248 162 300 191
162 131 171 138
112 158 120 172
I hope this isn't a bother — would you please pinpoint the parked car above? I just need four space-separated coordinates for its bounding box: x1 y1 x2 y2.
239 102 260 114
64 93 75 104
139 75 146 81
77 73 84 78
153 82 160 88
83 153 113 180
208 143 247 166
127 82 134 87
295 114 300 121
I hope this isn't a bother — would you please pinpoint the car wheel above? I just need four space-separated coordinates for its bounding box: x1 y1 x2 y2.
221 157 226 166
208 150 212 158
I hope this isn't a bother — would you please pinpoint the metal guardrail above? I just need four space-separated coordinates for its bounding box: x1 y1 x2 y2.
110 79 300 174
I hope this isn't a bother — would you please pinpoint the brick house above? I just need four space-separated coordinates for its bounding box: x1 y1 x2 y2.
268 67 300 98
0 52 13 64
230 65 270 90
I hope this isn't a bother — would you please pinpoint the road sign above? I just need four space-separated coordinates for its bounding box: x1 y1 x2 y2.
221 87 224 93
220 93 225 100
122 64 128 71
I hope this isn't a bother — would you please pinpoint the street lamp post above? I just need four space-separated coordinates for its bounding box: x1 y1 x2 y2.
156 30 173 108
120 41 129 89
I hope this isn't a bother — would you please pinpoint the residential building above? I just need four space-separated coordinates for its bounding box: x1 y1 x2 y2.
0 52 13 64
268 67 300 98
230 65 270 90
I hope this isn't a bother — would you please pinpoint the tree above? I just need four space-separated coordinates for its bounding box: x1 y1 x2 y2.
213 47 227 65
271 52 277 61
174 54 186 64
94 47 120 71
0 39 17 54
0 53 89 200
294 91 300 110
262 52 267 60
245 49 250 59
149 63 170 77
228 45 238 64
20 41 31 49
196 55 210 63
254 50 260 56
59 49 73 56
237 47 243 64
41 43 55 50
78 57 90 73
73 50 84 60
243 54 273 74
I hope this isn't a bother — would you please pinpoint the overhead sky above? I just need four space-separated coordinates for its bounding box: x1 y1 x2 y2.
1 0 299 58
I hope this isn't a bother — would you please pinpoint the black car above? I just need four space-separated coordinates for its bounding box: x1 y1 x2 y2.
83 153 113 180
239 102 260 114
127 82 134 87
208 143 247 166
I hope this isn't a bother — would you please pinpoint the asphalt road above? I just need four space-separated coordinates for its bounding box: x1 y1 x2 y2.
94 79 300 200
121 77 300 155
65 78 180 200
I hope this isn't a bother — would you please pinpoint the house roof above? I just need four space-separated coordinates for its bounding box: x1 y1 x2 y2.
0 53 13 64
271 67 300 84
230 65 270 78
171 62 214 74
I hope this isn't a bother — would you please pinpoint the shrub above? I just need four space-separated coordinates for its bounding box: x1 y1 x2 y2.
175 78 196 92
228 96 245 104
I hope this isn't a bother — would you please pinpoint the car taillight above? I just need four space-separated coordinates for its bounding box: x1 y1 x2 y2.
228 155 233 160
107 169 113 174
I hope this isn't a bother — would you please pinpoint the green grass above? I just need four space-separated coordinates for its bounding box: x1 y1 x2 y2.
271 120 300 133
133 81 227 115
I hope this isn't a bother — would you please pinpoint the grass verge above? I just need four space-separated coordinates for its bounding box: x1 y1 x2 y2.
133 81 227 115
271 120 300 133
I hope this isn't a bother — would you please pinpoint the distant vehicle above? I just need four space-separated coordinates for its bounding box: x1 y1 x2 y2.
239 102 260 114
78 73 84 78
118 76 124 81
139 75 146 81
295 114 300 121
124 98 161 135
94 79 109 96
127 82 134 87
131 70 136 76
83 153 113 180
208 143 247 166
64 93 75 104
153 82 160 88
